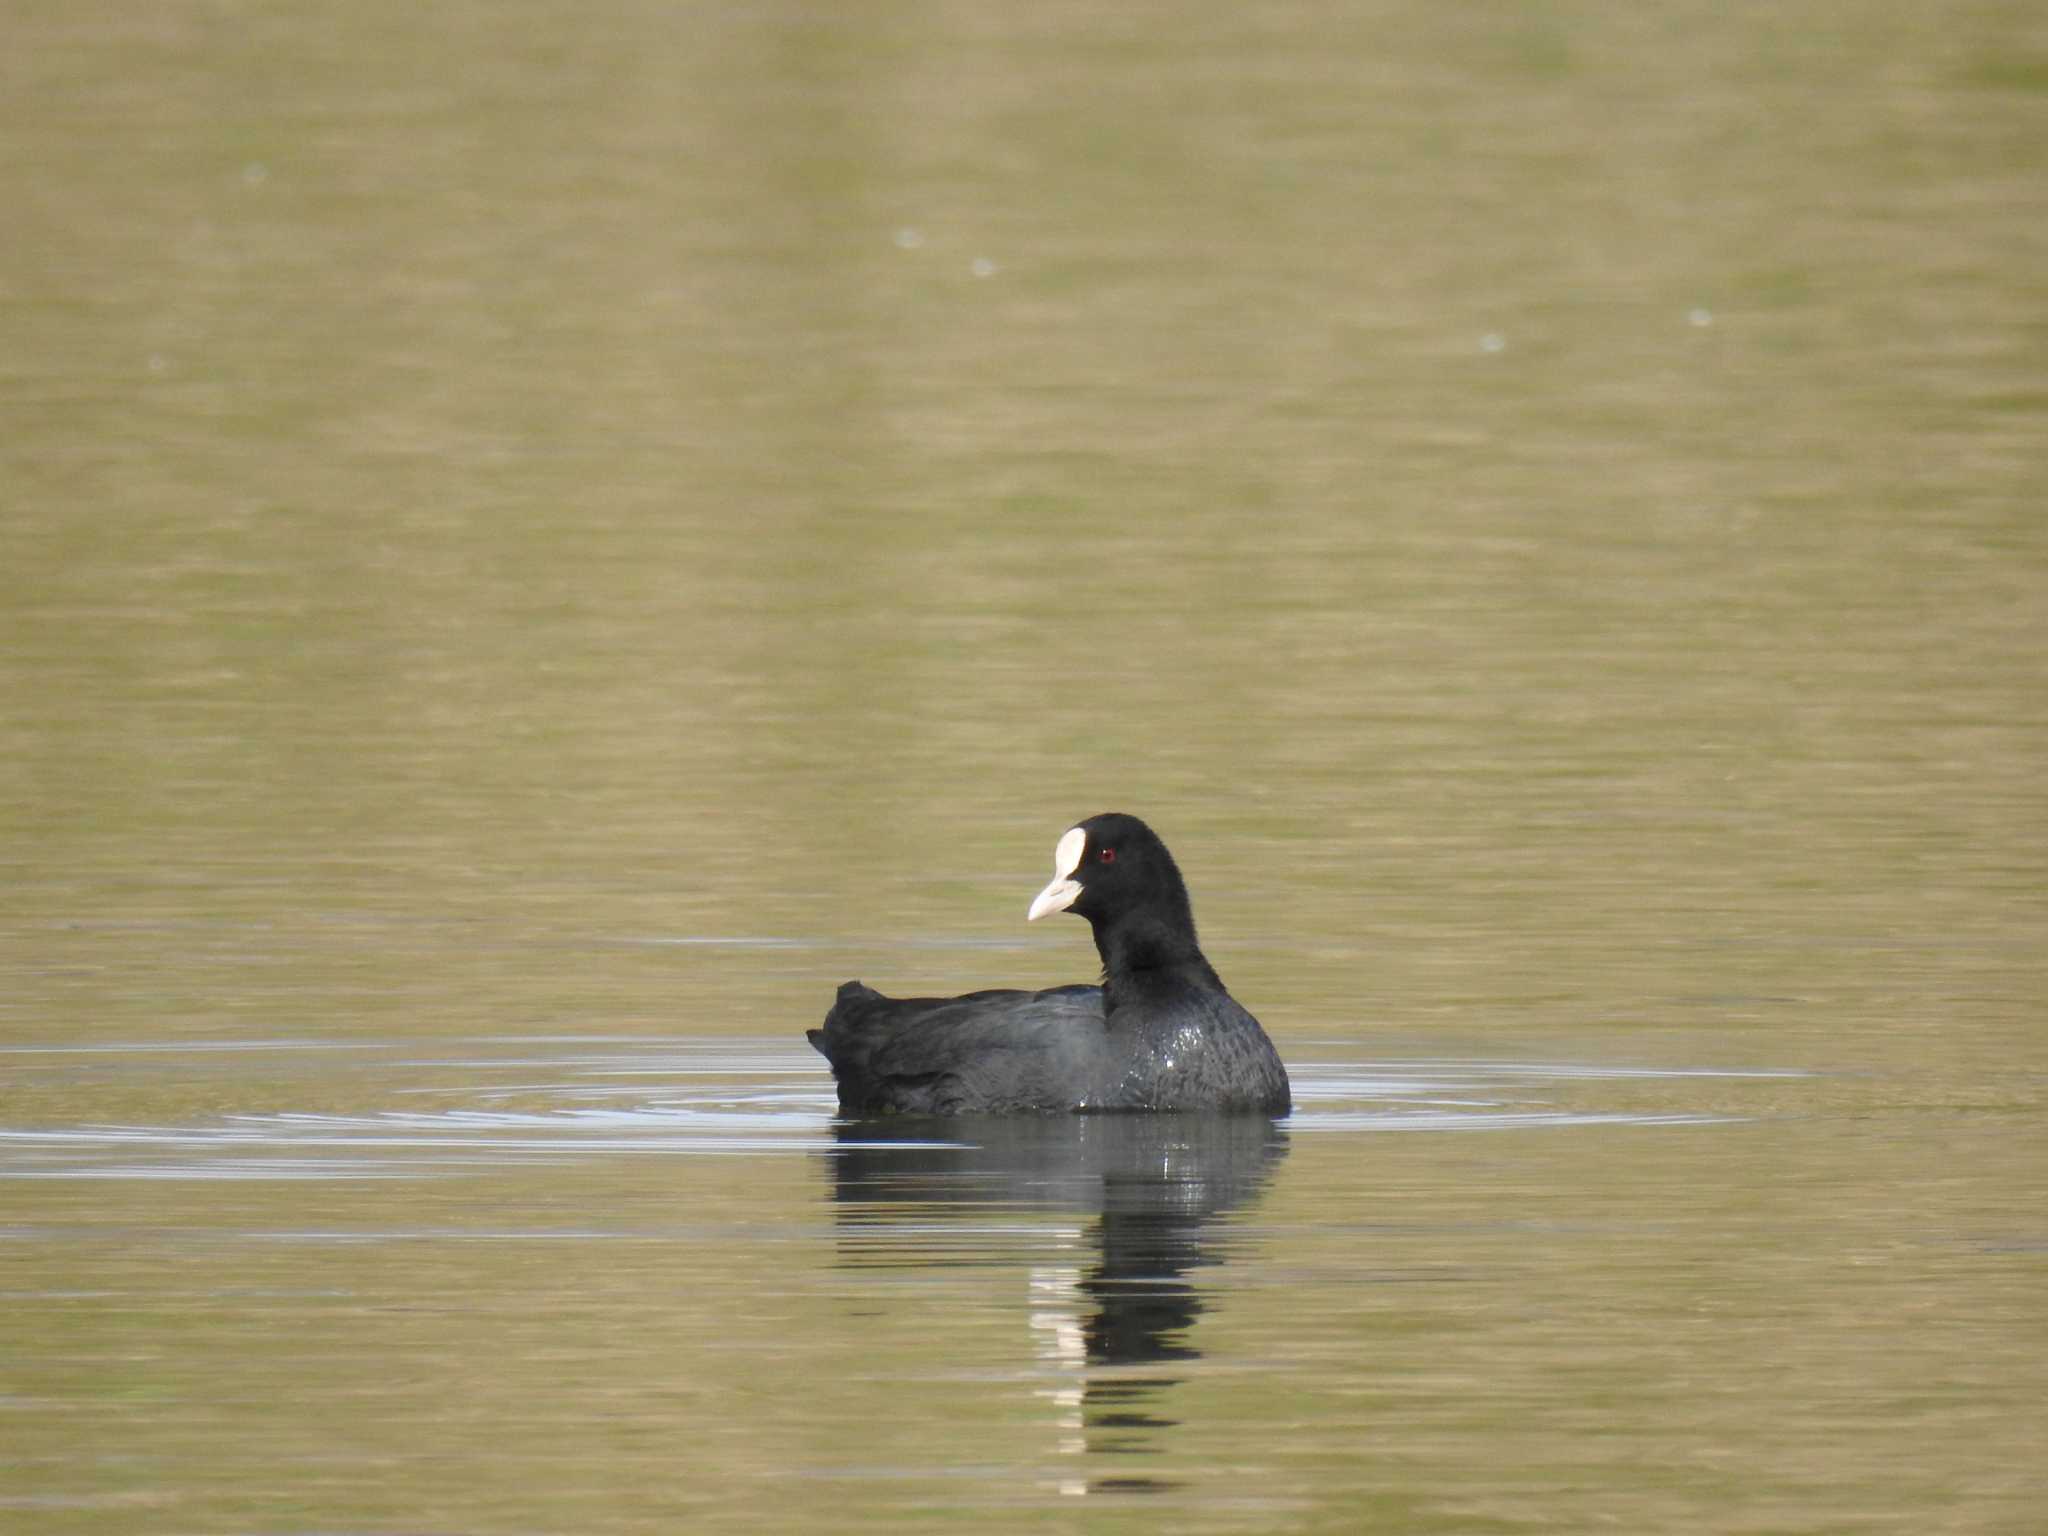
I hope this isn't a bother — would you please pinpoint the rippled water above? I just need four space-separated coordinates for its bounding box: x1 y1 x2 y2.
7 1023 2033 1531
0 1037 1767 1180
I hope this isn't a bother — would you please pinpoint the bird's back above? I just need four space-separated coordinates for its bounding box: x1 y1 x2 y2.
809 980 1109 1115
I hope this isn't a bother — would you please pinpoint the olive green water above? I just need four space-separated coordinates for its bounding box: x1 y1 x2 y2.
3 3 2044 1531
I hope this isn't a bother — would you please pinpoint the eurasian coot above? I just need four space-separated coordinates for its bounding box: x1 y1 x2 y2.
807 813 1291 1115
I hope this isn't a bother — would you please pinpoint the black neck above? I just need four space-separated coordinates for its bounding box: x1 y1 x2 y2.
1089 907 1220 1005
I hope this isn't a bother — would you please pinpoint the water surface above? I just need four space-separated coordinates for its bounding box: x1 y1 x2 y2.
3 2 2043 1531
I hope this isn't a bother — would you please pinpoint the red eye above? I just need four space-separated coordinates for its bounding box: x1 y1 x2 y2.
1100 847 1116 863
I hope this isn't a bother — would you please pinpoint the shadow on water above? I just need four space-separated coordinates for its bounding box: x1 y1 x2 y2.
823 1114 1289 1494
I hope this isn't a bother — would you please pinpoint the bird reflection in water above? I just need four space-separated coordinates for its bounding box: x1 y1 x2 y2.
823 1115 1289 1497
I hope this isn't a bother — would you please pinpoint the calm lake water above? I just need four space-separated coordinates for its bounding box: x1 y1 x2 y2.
3 3 2044 1532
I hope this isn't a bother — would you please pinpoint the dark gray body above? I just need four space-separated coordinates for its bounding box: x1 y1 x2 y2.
808 970 1292 1116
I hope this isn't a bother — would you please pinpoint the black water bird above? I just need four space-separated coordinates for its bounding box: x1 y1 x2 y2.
807 813 1291 1115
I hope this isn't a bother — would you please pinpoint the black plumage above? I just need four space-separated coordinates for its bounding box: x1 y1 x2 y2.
807 813 1290 1115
